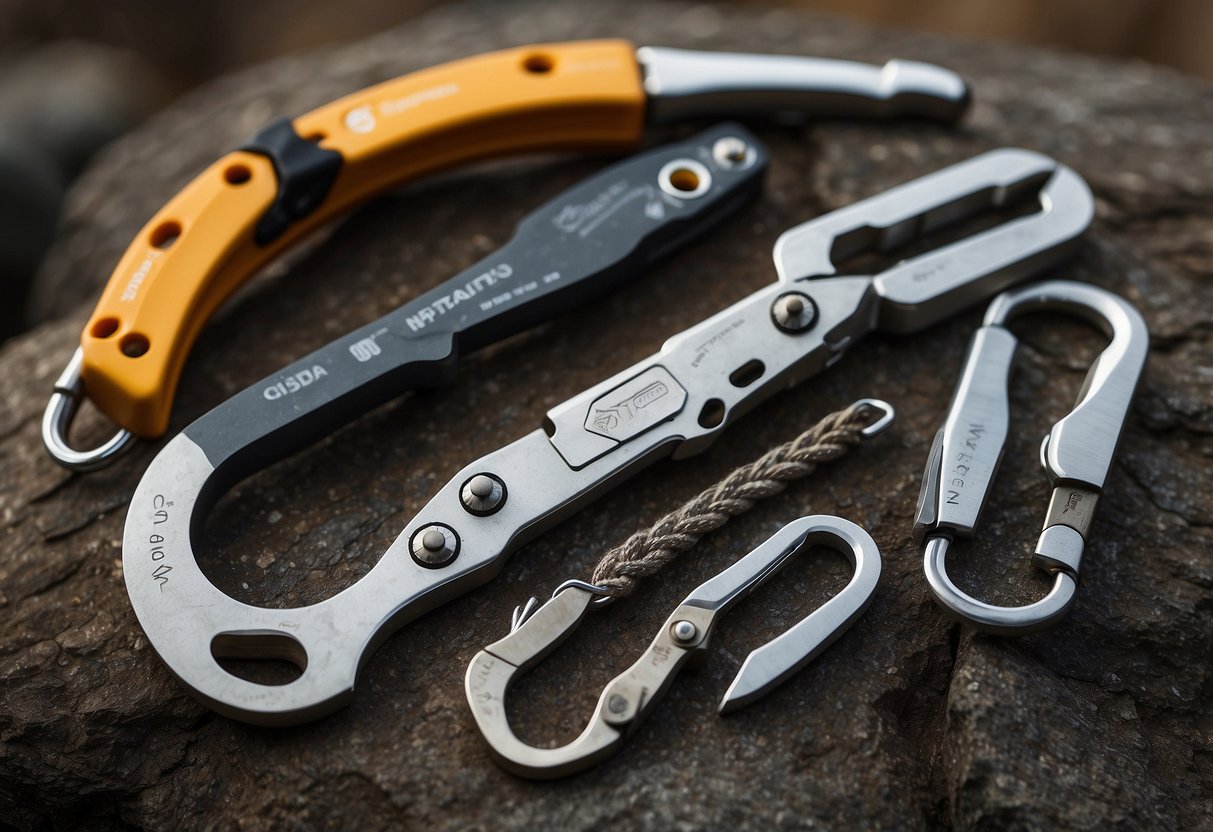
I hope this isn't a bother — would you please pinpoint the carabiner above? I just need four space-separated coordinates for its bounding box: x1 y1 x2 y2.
41 348 136 472
464 515 881 778
914 280 1148 634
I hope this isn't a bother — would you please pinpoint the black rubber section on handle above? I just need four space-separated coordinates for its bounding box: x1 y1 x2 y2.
240 117 344 245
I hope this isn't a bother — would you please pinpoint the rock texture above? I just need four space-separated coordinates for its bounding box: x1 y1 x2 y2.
2 1 1211 829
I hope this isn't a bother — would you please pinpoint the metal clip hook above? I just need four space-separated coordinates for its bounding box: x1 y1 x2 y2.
42 348 136 472
464 515 881 778
913 280 1149 634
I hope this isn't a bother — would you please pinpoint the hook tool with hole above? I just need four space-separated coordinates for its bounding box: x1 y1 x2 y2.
465 515 881 779
42 40 971 470
914 280 1148 634
124 147 1093 725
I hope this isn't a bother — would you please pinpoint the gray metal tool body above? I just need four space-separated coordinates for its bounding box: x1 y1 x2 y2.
125 148 1094 725
465 515 881 779
915 280 1149 634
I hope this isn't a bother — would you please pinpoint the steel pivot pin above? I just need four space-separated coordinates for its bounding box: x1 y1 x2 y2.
771 292 818 333
671 620 699 644
460 474 507 516
410 524 459 567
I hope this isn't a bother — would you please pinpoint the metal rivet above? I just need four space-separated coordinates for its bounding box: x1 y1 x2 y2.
608 694 629 714
712 136 753 169
410 524 459 567
671 620 698 644
771 292 818 333
460 474 507 516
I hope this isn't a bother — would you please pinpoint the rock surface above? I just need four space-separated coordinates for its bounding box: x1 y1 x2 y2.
2 1 1211 829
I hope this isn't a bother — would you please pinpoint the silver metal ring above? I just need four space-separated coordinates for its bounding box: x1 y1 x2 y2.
853 398 895 437
922 535 1079 635
42 348 136 472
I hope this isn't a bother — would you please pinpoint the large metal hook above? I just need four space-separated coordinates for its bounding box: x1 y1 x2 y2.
914 280 1148 634
464 515 881 778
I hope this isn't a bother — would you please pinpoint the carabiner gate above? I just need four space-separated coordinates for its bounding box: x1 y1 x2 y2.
464 515 881 778
914 280 1149 634
42 348 136 472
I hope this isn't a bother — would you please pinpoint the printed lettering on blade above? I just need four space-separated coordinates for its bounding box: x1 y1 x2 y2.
263 365 329 400
945 423 986 505
406 264 513 332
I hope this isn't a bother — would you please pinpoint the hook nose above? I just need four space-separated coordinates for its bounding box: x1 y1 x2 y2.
921 535 1079 636
42 348 135 472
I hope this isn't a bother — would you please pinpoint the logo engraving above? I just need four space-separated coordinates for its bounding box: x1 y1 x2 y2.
263 365 329 400
349 337 381 362
945 423 986 505
591 381 670 432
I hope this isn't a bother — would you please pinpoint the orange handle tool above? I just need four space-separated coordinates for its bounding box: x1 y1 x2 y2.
44 41 969 470
84 40 645 440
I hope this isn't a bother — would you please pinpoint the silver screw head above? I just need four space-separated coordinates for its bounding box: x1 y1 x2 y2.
771 292 818 333
460 473 506 516
712 136 753 169
671 620 698 644
608 693 630 714
410 524 459 567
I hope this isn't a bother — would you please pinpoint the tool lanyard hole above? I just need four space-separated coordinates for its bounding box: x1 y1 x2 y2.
522 53 555 74
211 632 307 687
697 398 725 428
224 164 252 185
120 333 150 358
728 359 765 388
149 219 182 250
90 317 120 339
827 177 1049 277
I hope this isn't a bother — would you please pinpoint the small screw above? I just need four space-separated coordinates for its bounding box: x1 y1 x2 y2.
608 693 630 714
671 620 698 644
712 136 753 168
410 523 459 567
771 292 818 333
460 474 506 516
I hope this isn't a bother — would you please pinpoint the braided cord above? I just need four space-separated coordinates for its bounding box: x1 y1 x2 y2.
589 400 886 598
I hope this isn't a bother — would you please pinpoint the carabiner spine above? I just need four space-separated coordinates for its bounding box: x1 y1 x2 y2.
913 324 1017 540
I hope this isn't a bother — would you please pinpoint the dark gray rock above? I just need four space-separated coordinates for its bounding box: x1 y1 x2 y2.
3 1 1211 829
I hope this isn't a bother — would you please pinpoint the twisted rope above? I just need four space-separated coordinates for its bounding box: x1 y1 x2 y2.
589 400 887 598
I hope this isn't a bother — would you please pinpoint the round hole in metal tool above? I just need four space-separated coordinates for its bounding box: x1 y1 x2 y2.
770 291 818 333
712 136 755 169
460 473 507 516
409 523 460 568
658 159 711 199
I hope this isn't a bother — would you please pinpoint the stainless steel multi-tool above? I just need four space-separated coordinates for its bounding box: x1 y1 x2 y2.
124 147 1094 725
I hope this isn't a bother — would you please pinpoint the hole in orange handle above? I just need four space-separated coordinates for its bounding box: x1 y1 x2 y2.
91 317 120 339
150 220 181 250
120 333 150 358
523 53 554 74
224 164 251 185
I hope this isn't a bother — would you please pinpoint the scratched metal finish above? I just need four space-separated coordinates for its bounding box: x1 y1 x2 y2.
1 1 1210 829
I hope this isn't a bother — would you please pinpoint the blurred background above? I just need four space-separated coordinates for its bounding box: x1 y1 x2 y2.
1 0 1209 344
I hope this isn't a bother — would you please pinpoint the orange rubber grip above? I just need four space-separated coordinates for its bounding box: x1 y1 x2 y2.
81 40 647 437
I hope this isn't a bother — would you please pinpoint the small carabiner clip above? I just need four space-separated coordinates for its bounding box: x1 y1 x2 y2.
464 515 881 778
42 348 135 472
913 280 1148 635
